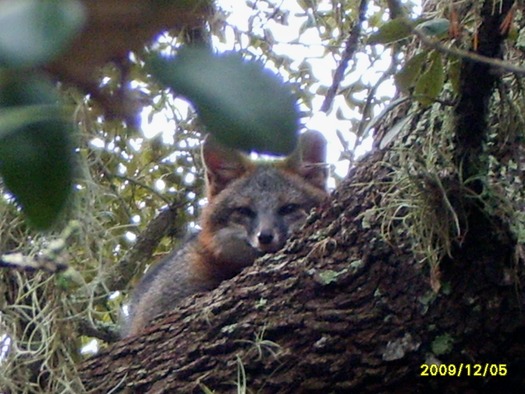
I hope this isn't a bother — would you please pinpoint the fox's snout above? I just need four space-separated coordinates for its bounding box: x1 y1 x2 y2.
253 227 283 253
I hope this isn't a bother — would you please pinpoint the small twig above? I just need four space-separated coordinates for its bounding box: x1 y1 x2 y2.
77 318 121 343
0 253 68 273
112 173 173 205
0 221 80 273
357 53 398 140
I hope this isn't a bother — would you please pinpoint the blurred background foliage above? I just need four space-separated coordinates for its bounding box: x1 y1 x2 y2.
0 0 421 392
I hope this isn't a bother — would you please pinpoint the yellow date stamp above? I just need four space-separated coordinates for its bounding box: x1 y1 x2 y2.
420 363 507 377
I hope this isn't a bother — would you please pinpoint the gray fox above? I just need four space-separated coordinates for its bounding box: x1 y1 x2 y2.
123 131 328 337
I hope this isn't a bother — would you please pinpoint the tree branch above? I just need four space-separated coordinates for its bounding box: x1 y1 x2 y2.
320 0 368 113
451 0 514 180
77 319 120 343
78 152 525 392
412 25 525 77
107 201 185 292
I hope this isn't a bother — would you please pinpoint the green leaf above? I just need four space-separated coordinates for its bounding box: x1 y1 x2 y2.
416 18 450 37
367 18 413 45
394 51 429 93
0 0 85 67
148 47 299 155
414 51 444 106
379 113 414 150
0 76 74 229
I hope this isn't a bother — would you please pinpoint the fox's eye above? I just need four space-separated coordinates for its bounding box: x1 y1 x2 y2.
279 203 300 215
234 206 256 217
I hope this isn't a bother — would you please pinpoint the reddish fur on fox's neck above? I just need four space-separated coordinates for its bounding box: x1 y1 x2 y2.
194 230 245 280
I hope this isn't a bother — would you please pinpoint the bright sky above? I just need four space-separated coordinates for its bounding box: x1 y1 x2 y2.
212 0 379 180
140 0 421 187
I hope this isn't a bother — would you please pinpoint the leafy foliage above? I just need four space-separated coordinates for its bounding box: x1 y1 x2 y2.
0 0 84 229
414 50 444 106
149 47 299 155
0 75 74 229
367 17 414 45
369 16 452 107
394 50 429 93
0 0 85 67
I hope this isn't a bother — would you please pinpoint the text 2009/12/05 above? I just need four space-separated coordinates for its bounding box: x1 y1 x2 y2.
420 363 507 377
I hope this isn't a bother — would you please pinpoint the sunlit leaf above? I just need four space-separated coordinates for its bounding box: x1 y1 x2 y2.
148 46 299 155
394 51 429 93
367 18 413 45
0 0 85 67
414 51 444 106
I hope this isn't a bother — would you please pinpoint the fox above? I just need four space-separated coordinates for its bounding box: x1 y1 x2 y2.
122 130 328 337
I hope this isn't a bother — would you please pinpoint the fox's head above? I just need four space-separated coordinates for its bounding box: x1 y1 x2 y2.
199 131 328 274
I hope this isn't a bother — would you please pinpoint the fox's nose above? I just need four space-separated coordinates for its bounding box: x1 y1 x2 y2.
258 230 274 245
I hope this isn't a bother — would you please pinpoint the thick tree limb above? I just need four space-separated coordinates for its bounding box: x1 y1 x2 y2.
79 152 525 392
76 1 525 392
453 0 514 179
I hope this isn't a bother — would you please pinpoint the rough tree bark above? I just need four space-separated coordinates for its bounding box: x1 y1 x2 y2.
79 154 524 393
78 0 525 392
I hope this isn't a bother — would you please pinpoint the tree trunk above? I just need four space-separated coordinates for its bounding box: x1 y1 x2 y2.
79 0 525 392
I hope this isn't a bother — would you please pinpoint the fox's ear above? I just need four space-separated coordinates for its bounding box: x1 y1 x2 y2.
202 135 252 198
284 130 328 191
